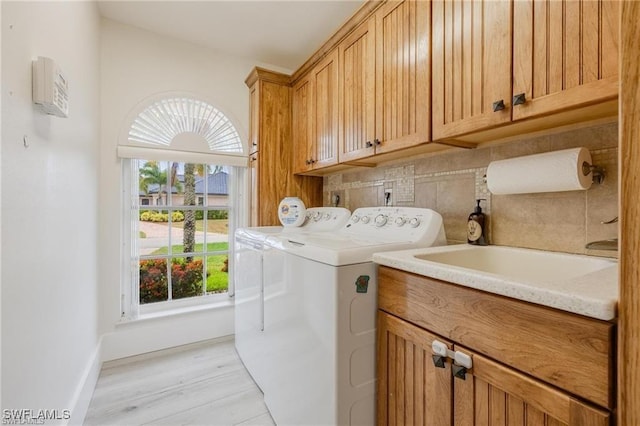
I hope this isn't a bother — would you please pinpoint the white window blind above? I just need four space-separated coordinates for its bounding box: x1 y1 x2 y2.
117 96 247 166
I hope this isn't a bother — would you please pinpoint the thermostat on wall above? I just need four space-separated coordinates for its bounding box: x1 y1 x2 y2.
32 56 69 118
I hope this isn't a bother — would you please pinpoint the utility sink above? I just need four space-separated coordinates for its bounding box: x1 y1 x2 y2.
413 245 615 283
372 244 619 320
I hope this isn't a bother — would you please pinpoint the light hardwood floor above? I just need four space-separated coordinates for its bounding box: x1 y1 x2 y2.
84 337 275 426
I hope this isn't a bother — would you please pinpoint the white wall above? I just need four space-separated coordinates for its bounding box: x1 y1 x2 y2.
1 1 101 423
99 20 280 359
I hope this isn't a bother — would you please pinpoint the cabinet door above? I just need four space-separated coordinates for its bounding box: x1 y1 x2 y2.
377 311 453 426
512 0 619 121
432 0 512 140
375 0 431 153
248 153 259 226
312 50 339 169
292 75 314 174
454 346 610 426
338 16 376 162
248 83 260 154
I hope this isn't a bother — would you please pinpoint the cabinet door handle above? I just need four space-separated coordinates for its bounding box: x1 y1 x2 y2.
374 138 381 146
310 159 316 164
452 364 468 380
251 156 257 162
365 141 373 148
492 99 506 112
252 142 257 146
432 355 446 368
513 93 526 106
305 159 311 165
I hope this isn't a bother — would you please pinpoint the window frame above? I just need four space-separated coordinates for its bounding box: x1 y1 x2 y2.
122 159 243 320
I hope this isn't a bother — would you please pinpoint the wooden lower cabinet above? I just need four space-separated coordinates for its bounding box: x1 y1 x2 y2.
377 312 453 426
378 311 610 426
377 266 615 425
455 346 610 426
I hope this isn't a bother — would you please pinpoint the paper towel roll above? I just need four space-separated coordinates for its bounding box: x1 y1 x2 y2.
486 147 594 195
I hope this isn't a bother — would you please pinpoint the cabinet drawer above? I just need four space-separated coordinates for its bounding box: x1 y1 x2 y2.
378 266 615 409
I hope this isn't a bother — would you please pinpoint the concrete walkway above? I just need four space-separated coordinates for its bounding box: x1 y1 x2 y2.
139 221 228 256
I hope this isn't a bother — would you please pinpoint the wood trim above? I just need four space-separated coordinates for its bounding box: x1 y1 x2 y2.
244 67 291 88
290 1 384 85
619 1 640 424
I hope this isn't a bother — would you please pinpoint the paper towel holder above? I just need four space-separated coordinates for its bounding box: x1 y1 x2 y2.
481 162 605 186
582 162 606 185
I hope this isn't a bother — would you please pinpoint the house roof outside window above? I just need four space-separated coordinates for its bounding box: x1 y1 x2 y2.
139 171 228 196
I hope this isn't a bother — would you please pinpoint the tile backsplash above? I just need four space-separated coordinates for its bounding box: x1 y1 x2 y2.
324 122 618 258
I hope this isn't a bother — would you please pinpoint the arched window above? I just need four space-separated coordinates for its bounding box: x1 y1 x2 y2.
119 95 246 318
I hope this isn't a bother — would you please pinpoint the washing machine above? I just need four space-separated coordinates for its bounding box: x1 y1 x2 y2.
234 205 351 392
259 207 447 426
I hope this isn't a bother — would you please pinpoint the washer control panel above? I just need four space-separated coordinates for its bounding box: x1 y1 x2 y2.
301 207 352 231
343 207 446 244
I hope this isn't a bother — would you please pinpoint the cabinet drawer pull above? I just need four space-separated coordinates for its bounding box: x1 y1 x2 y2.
513 93 526 106
365 141 373 148
492 99 506 112
374 138 381 146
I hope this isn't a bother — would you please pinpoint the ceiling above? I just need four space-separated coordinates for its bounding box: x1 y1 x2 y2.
97 1 365 72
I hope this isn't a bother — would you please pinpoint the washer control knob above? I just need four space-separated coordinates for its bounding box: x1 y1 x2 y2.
374 214 388 227
409 217 421 228
361 216 371 224
323 213 331 221
313 211 322 222
395 217 407 227
351 215 360 223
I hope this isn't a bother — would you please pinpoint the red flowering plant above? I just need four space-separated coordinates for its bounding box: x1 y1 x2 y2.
139 259 168 304
139 258 204 304
171 258 204 300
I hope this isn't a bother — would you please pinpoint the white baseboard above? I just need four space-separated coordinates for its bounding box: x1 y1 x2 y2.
67 337 103 426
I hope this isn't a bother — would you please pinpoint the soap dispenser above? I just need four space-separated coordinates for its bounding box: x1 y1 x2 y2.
467 199 487 246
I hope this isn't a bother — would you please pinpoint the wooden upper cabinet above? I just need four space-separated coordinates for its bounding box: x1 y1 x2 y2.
248 153 259 226
512 0 620 121
312 50 339 169
292 51 339 173
245 67 322 225
292 75 314 174
375 0 431 154
338 15 376 162
248 83 260 154
455 346 611 426
432 0 513 141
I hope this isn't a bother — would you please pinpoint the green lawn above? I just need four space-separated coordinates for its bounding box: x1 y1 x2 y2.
151 242 229 293
170 219 228 234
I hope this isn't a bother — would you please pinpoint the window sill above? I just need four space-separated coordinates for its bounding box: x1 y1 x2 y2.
117 297 234 327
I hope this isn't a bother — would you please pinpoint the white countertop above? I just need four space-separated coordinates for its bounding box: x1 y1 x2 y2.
372 244 619 321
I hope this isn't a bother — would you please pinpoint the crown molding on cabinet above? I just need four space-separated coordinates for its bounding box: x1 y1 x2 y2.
289 1 384 86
